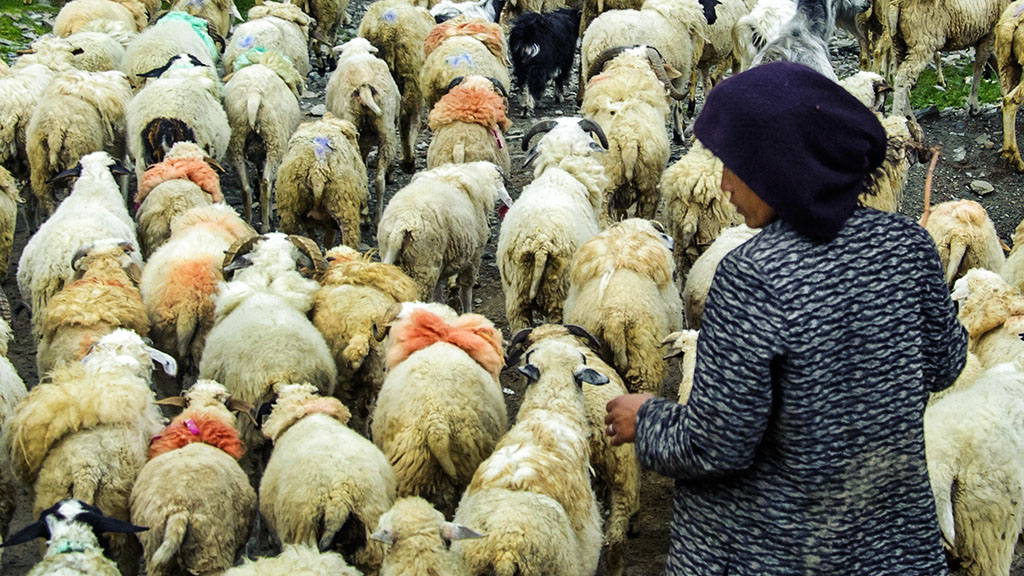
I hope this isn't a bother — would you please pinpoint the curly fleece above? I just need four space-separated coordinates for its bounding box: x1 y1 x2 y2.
428 84 510 132
149 412 246 460
137 157 223 205
385 309 503 381
423 20 506 61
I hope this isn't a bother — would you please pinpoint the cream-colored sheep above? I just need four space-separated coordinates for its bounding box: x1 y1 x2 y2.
1001 214 1024 291
36 240 148 377
371 497 481 576
169 0 241 38
327 37 401 224
311 246 418 428
64 29 128 72
997 0 1024 172
452 338 607 576
661 328 700 403
222 545 363 576
358 0 436 173
691 0 758 110
130 380 256 576
951 268 1024 369
682 224 758 329
0 63 56 186
420 22 512 111
0 317 26 558
0 166 20 280
276 114 370 248
224 48 303 232
121 17 218 89
371 303 507 517
223 2 313 77
504 324 640 576
580 0 642 35
563 218 682 395
54 0 147 36
499 0 571 30
378 161 509 312
426 75 512 173
497 118 608 331
293 0 351 70
261 383 394 573
924 199 1005 287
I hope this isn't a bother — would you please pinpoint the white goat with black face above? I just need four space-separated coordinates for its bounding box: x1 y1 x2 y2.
751 0 872 79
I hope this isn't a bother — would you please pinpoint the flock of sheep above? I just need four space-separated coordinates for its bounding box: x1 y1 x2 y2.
0 0 1024 574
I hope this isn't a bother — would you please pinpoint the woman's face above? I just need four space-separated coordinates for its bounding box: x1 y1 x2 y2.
721 166 777 229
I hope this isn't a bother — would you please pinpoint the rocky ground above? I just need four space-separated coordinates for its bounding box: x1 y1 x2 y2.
3 1 1024 574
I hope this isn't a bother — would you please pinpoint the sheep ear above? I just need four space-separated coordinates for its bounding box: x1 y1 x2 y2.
2 520 49 547
155 396 187 408
255 402 274 429
440 522 485 541
518 364 540 382
573 366 609 386
146 346 178 376
138 61 172 78
109 162 132 177
369 528 393 544
78 512 148 535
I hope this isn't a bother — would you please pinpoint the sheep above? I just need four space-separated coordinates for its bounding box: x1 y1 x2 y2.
432 0 505 22
0 316 27 558
63 29 129 72
503 323 640 576
129 380 257 576
326 37 402 224
198 233 336 476
370 496 482 576
890 0 1010 117
26 68 132 219
125 54 230 183
16 151 139 335
660 140 744 285
260 383 394 573
420 19 512 110
223 2 313 77
3 500 148 576
0 166 21 279
508 8 580 116
733 0 795 70
139 204 254 392
563 218 682 395
924 355 1024 576
135 141 225 258
580 0 643 35
371 303 507 517
660 328 700 403
950 268 1024 369
426 75 512 173
291 0 351 72
224 48 304 232
924 199 1005 287
54 0 148 37
310 246 418 429
276 114 369 249
1002 214 1024 292
751 0 872 79
358 0 437 173
35 240 148 377
497 117 609 331
169 0 242 38
581 45 680 222
997 0 1024 172
221 545 363 576
0 63 59 180
691 0 757 112
581 0 709 140
452 337 608 576
498 0 573 31
682 224 758 328
377 161 511 312
122 14 219 89
6 329 170 575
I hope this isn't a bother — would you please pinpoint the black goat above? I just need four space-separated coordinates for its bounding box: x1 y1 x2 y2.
509 8 581 117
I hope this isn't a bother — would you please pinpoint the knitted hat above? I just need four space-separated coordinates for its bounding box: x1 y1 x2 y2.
693 62 887 242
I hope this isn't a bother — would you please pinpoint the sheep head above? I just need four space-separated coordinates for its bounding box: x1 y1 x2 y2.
371 497 484 547
81 328 178 379
4 500 147 557
150 380 250 460
951 268 1024 340
521 117 608 168
70 238 142 284
261 383 352 442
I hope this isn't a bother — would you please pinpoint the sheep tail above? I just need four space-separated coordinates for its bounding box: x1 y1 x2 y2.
359 85 382 116
318 500 353 552
247 94 261 129
381 229 410 265
71 472 99 505
622 139 638 181
606 316 629 377
528 250 548 300
342 333 370 372
453 141 466 163
176 307 198 360
152 512 189 568
425 414 458 478
945 238 968 285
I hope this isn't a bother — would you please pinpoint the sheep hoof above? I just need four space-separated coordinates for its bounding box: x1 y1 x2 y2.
402 159 416 174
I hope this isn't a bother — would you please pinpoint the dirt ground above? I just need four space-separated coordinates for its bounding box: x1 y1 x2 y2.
4 3 1024 574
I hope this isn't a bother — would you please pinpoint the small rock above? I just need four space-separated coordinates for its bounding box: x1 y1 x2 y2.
970 180 994 196
949 147 967 163
474 298 482 305
975 134 991 146
300 90 317 99
358 243 371 251
309 104 327 117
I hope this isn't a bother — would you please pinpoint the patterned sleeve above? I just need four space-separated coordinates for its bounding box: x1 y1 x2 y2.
915 229 967 392
635 249 787 480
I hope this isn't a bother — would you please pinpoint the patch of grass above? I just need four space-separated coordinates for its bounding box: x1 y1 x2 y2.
909 61 1002 110
0 0 59 63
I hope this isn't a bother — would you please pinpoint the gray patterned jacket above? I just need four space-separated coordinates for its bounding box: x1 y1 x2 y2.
636 208 967 575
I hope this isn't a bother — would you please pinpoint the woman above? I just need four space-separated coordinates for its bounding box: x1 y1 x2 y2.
605 62 967 574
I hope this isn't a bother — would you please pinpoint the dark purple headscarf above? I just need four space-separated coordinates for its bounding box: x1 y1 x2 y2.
693 62 887 242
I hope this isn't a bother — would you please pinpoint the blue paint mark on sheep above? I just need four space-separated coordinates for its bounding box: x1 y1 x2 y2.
448 53 473 67
239 36 254 49
383 9 398 22
313 136 332 160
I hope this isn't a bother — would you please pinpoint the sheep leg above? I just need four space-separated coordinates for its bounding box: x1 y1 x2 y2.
671 101 686 144
892 46 935 117
1002 88 1024 172
260 175 272 233
234 151 254 226
967 38 995 116
399 93 420 174
934 52 945 88
457 265 476 313
555 59 572 104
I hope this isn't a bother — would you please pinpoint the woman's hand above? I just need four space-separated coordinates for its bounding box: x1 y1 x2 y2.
605 394 654 446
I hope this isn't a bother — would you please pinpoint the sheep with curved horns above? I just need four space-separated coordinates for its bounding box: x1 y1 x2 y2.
371 496 483 576
426 74 512 173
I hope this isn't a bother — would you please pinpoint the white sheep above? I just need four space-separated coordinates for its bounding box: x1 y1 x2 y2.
563 218 683 395
371 496 482 576
223 2 313 77
378 161 510 312
0 316 27 558
371 303 507 517
222 545 364 576
924 354 1024 576
16 151 139 335
997 0 1024 172
1001 214 1024 292
426 75 512 173
682 224 759 329
169 0 242 38
54 0 148 36
0 166 21 279
261 383 394 573
122 14 218 88
358 0 437 173
950 268 1024 369
692 0 758 110
224 48 303 232
924 199 1006 287
64 29 128 72
497 117 609 331
130 380 257 576
276 113 370 249
327 37 402 224
732 0 797 71
26 68 132 218
419 20 512 110
0 63 59 179
452 337 608 576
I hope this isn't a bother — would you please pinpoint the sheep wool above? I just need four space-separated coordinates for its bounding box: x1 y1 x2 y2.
423 19 507 62
137 156 223 206
0 166 19 279
148 413 245 460
924 199 1006 286
222 545 363 576
428 82 511 132
385 308 504 382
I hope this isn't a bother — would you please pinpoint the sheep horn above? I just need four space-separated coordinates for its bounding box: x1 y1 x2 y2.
70 245 93 271
521 120 559 152
486 76 508 99
222 234 265 277
645 47 688 100
206 25 226 53
155 396 187 408
577 118 609 150
445 76 466 94
503 327 534 369
286 235 327 279
203 156 226 173
0 288 10 327
373 302 403 342
48 164 82 184
586 46 630 81
564 324 602 353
